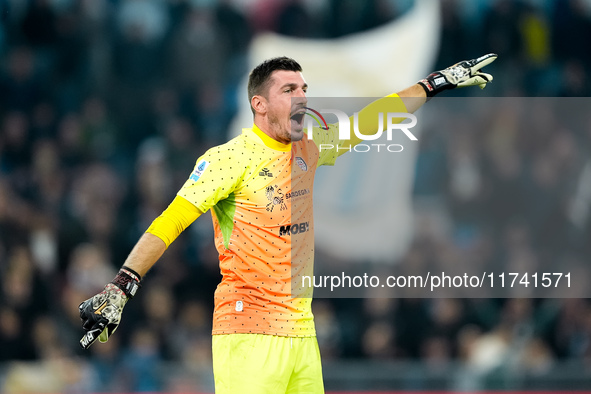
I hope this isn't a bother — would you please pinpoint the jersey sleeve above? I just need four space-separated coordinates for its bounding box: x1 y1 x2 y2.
310 123 343 167
146 195 201 248
177 144 245 212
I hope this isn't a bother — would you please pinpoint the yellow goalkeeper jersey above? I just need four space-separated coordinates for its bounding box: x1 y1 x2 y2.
178 124 340 337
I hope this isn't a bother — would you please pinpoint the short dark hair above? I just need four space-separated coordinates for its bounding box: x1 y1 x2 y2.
247 57 302 112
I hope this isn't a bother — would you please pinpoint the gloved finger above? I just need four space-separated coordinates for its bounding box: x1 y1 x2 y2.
82 317 95 331
99 327 110 343
79 299 91 318
80 331 100 349
89 317 108 334
469 53 497 73
80 299 108 331
457 75 493 88
80 319 108 349
477 72 493 83
98 321 120 343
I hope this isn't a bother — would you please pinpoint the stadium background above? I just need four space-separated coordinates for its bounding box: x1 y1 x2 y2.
1 0 591 392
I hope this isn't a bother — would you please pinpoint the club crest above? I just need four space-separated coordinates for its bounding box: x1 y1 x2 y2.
295 157 307 171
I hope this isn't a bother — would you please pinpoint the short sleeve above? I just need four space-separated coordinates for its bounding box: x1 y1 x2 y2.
310 123 342 167
177 145 245 213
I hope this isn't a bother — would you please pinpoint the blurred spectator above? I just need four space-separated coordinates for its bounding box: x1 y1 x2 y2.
1 47 42 112
121 328 164 392
80 96 119 161
66 243 116 295
314 299 342 360
421 336 452 368
215 0 251 72
483 0 524 61
162 116 199 184
552 0 591 65
276 0 313 37
112 0 169 148
363 321 396 359
53 8 91 112
88 334 124 392
142 283 176 358
0 307 30 361
520 3 551 95
1 111 31 175
193 82 232 146
559 60 591 97
168 7 226 90
436 0 469 70
30 101 57 140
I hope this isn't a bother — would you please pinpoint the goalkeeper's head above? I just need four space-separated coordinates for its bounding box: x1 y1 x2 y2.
248 57 308 144
248 56 303 113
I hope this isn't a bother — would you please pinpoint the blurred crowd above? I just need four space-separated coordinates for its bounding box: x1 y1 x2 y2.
1 0 591 392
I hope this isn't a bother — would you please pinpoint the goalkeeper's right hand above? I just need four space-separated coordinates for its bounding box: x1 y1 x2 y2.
79 267 141 349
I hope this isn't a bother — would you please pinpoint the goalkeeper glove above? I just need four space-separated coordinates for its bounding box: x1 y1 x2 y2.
418 53 497 97
79 267 141 349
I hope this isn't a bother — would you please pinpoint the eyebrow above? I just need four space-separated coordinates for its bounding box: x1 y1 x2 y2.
279 82 308 90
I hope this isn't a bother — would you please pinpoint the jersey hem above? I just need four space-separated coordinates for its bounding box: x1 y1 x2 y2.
212 328 316 338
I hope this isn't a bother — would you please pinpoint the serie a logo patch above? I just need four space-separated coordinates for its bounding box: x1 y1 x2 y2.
189 160 210 182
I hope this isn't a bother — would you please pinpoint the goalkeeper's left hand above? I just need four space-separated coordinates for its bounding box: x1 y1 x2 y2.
418 53 497 97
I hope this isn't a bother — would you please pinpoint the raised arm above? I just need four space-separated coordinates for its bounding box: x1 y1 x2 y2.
338 53 497 154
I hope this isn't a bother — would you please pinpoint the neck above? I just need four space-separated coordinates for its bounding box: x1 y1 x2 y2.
254 116 289 145
251 123 291 151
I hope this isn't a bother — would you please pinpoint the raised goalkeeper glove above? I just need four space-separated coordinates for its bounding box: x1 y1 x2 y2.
79 267 141 349
418 53 497 97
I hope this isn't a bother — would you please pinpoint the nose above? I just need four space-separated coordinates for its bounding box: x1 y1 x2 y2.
294 89 307 106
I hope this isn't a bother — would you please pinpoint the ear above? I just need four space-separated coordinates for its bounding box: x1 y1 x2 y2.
251 95 267 115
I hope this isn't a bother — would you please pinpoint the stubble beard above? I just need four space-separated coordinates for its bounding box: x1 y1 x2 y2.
268 112 292 144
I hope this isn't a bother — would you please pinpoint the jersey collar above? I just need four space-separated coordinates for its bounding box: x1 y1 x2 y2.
248 124 292 152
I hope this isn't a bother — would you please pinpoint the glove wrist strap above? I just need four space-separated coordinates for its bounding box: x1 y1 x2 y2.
112 267 142 299
418 78 436 98
418 71 453 98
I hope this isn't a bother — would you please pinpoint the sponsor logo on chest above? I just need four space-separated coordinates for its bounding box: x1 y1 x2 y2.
279 222 310 236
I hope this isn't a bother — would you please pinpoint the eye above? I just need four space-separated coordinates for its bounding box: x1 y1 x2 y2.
284 89 292 93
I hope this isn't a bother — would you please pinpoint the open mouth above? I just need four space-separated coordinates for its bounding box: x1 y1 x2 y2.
291 112 305 124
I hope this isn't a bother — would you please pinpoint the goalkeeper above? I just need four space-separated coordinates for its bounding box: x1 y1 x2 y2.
79 53 496 393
